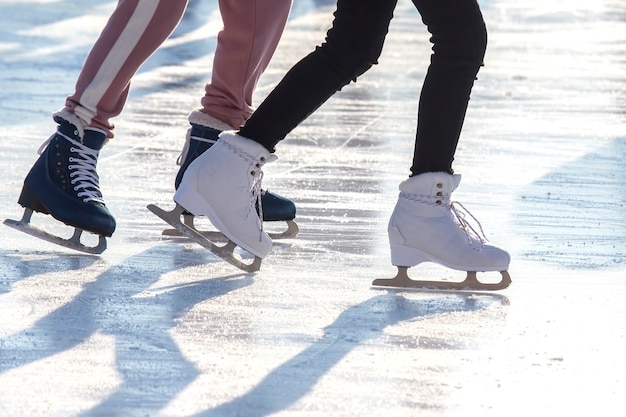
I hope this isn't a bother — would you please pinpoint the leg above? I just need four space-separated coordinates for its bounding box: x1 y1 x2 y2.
67 0 189 138
410 0 487 175
172 0 398 259
239 0 399 151
10 0 188 252
177 0 292 165
173 0 297 231
384 0 510 287
200 0 293 129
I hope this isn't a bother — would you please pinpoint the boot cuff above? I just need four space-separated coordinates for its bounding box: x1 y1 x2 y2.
188 109 234 131
219 131 277 163
400 172 462 195
52 108 88 140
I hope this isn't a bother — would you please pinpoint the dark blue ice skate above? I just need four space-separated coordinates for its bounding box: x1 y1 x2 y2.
3 118 115 254
162 123 299 239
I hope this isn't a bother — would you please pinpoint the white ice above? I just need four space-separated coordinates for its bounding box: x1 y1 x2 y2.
0 0 625 416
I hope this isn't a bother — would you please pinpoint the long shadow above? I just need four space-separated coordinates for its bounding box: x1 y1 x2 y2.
0 250 99 295
515 138 626 269
0 245 252 416
192 292 504 417
80 271 252 416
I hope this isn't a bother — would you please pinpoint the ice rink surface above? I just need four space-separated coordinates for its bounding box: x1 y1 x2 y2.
1 0 625 416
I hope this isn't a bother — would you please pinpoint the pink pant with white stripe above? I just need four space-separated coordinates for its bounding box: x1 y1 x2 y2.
65 0 292 138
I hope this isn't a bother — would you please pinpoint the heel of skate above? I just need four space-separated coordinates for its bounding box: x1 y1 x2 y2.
267 220 299 239
389 243 431 268
148 203 262 273
372 266 511 291
4 208 107 254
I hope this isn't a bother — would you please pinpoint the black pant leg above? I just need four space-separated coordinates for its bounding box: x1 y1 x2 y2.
240 0 398 152
410 0 487 175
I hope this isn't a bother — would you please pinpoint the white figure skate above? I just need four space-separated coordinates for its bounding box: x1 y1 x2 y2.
149 132 274 272
161 111 298 240
373 172 511 291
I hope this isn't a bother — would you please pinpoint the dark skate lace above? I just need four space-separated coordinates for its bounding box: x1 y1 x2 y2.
39 131 105 204
176 128 217 166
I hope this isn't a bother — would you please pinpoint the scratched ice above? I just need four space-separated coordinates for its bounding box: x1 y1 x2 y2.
0 1 625 416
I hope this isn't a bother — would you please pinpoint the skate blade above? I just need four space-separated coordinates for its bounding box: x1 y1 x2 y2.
148 203 262 273
3 208 107 255
372 267 511 291
161 215 299 240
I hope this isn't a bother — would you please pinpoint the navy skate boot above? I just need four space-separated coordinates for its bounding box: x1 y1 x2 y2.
3 117 115 254
160 123 298 239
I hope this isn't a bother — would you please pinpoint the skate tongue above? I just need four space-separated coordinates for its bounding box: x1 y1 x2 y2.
50 130 106 205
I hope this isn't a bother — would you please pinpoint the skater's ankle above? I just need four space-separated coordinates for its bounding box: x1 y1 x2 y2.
189 124 221 142
188 109 234 131
52 108 89 140
220 131 277 156
409 169 454 177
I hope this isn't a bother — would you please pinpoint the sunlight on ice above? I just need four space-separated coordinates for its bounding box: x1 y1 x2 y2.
0 332 121 416
9 3 115 61
0 42 18 53
0 0 624 415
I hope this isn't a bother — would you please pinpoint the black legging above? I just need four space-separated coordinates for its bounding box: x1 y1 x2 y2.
239 0 487 176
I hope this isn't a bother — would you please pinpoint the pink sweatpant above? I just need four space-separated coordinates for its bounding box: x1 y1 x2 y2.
65 0 292 138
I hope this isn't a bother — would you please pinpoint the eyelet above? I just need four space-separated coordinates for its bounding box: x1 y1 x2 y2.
436 191 443 196
436 200 442 205
436 183 443 188
250 171 256 176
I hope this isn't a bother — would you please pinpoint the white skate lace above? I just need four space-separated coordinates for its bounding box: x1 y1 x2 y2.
223 141 275 241
40 131 105 204
400 191 488 250
450 201 488 250
176 128 217 166
252 170 265 240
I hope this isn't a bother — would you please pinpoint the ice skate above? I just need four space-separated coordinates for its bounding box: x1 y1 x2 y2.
4 113 115 254
372 172 511 291
149 131 275 272
160 112 298 240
